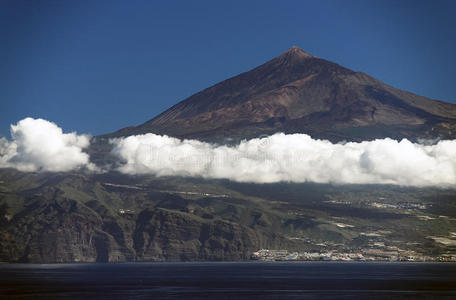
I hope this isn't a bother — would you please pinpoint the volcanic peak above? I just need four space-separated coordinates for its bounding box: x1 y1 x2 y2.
280 46 315 59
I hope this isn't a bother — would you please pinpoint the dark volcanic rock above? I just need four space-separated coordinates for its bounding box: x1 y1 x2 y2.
133 208 285 261
107 46 456 143
0 197 286 263
0 173 294 263
0 188 134 263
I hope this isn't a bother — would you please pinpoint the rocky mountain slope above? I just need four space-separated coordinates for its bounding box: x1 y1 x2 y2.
0 170 297 262
1 169 455 263
108 47 456 143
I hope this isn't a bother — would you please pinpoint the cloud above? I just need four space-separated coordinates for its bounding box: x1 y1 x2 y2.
1 117 455 187
0 118 95 172
110 133 456 187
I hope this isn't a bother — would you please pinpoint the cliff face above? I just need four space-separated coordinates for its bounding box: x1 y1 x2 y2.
0 189 131 263
133 208 284 261
0 194 288 263
0 171 294 263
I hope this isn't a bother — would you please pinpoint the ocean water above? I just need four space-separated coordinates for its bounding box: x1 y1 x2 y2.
0 262 455 299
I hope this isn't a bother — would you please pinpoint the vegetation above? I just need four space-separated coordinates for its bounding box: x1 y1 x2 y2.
0 169 455 262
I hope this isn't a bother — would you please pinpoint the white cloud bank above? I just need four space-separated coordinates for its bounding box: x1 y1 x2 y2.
1 118 455 187
0 118 94 172
111 133 456 187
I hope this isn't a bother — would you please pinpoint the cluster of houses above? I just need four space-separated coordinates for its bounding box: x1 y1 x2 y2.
250 249 455 262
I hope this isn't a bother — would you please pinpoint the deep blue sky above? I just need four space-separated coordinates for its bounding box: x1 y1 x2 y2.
1 0 456 137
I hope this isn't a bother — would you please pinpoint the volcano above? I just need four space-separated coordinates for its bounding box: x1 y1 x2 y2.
3 48 456 265
109 47 456 143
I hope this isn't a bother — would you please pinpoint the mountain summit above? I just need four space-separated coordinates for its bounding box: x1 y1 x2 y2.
111 47 456 142
282 46 315 58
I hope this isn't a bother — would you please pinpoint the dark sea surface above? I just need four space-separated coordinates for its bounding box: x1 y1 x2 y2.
0 262 455 299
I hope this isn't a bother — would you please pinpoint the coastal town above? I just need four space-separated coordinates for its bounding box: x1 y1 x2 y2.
250 249 456 262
